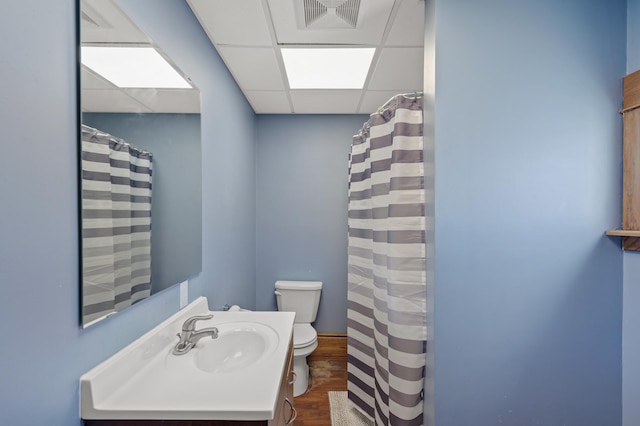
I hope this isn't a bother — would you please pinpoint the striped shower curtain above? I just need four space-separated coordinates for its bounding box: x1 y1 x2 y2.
347 94 427 425
81 125 153 326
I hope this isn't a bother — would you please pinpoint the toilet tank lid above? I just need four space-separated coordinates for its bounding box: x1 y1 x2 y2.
275 280 323 290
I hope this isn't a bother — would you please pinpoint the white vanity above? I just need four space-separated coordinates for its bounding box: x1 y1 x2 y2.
80 297 296 425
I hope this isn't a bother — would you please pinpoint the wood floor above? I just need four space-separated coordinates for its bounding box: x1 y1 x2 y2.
293 357 347 426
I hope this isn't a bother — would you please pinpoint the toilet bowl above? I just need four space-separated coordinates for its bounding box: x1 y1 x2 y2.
292 323 318 396
274 280 322 397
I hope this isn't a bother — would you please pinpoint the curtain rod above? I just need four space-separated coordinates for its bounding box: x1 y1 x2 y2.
82 124 153 157
378 91 423 114
355 92 424 139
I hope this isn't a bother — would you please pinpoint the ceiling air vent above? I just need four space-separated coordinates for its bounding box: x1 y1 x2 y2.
301 0 361 29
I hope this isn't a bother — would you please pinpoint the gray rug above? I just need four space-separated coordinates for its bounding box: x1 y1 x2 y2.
328 391 374 426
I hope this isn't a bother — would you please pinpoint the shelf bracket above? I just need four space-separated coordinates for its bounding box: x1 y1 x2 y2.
605 230 640 251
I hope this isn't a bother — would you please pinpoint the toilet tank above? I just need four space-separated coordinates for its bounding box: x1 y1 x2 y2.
275 280 322 323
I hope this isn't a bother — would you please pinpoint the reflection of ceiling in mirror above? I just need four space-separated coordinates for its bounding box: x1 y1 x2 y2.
80 0 200 114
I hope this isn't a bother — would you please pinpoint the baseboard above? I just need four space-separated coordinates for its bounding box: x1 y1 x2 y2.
309 333 347 360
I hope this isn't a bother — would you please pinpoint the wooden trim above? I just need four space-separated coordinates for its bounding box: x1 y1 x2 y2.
84 421 264 425
308 333 347 361
624 69 640 111
623 236 640 251
619 110 640 250
605 230 640 237
624 109 640 231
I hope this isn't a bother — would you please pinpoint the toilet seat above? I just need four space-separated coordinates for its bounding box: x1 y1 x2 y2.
293 323 317 349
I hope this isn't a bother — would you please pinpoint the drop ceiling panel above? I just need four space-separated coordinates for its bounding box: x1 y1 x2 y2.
367 47 424 91
267 0 395 45
81 89 151 113
126 89 201 114
385 0 426 46
187 0 273 46
184 0 425 113
81 0 150 44
218 47 285 90
245 91 292 114
82 67 116 90
290 91 361 114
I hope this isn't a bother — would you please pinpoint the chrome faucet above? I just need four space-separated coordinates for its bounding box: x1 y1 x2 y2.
173 314 218 355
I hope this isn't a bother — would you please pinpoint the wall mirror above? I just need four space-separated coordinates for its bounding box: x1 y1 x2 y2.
79 0 202 327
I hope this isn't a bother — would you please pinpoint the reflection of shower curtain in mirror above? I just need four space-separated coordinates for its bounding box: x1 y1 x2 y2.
81 125 153 325
347 94 428 425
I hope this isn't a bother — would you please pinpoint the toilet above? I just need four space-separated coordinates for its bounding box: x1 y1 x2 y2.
274 280 322 397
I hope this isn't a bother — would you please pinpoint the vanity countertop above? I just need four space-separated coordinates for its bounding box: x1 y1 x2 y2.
80 297 295 421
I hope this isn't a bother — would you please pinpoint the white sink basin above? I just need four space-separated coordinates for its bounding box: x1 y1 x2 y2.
80 297 295 421
192 322 279 374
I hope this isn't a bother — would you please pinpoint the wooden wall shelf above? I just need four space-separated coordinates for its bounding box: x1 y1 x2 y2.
605 230 640 237
609 69 640 252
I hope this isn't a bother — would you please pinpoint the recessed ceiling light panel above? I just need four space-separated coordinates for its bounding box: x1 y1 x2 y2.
81 46 192 89
281 47 375 89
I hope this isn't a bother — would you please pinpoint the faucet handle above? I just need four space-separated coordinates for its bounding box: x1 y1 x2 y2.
181 314 213 332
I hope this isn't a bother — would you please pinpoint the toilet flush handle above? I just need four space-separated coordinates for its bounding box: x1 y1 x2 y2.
274 290 282 296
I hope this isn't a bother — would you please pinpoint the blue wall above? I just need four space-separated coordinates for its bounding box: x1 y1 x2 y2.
0 0 256 424
624 1 640 425
116 0 258 313
430 0 625 425
255 114 368 333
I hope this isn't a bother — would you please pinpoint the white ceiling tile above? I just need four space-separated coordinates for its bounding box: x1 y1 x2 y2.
81 89 151 113
81 67 115 90
385 0 425 46
184 0 425 114
81 0 150 44
245 91 291 113
367 47 424 91
126 89 201 114
267 0 394 45
218 47 285 90
290 91 362 114
187 0 273 46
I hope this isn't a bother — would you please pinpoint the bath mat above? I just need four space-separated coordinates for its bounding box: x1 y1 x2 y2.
328 391 374 426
